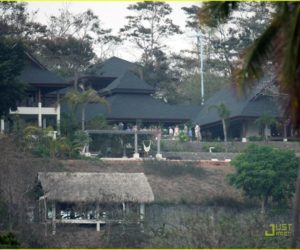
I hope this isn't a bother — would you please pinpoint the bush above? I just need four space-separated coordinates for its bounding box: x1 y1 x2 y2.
248 136 263 141
178 132 189 143
143 160 204 178
228 144 299 211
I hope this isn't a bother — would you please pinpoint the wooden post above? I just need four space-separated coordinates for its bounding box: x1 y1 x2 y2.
0 118 4 134
283 122 288 142
44 198 48 237
139 203 145 221
140 203 145 231
122 202 126 219
51 201 56 235
156 131 162 159
133 129 139 159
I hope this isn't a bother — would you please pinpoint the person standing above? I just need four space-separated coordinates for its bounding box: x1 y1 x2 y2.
174 125 179 138
169 127 174 139
195 124 202 142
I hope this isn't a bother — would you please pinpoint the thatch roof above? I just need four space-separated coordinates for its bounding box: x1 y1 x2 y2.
38 172 154 203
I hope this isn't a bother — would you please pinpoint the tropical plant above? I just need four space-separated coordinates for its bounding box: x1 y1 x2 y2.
198 3 300 246
228 144 299 213
63 88 108 131
255 113 276 141
209 103 230 151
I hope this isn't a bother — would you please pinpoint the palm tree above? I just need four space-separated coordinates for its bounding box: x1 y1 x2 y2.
198 2 300 247
209 103 230 152
63 88 108 131
255 113 276 142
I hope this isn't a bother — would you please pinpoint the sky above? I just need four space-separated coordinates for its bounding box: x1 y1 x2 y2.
27 1 199 61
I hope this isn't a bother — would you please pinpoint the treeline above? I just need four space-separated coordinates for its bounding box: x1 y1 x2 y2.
0 2 273 105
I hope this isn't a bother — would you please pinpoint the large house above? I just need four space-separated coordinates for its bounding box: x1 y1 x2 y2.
63 57 199 127
193 79 293 141
0 52 70 133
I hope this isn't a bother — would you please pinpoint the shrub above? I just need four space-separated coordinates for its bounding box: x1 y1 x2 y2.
178 132 189 143
143 160 204 178
228 144 299 211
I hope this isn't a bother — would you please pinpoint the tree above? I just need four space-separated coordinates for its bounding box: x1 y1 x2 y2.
198 2 300 246
209 103 230 151
37 7 120 84
0 38 26 117
63 88 108 131
120 1 182 96
255 113 276 141
228 144 299 213
0 2 46 42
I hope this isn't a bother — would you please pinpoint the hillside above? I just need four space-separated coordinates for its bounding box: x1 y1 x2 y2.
61 159 241 204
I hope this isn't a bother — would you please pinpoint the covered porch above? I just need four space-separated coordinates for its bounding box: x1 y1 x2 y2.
37 172 154 235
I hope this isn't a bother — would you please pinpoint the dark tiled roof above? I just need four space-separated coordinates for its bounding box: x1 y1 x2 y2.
193 84 282 126
100 71 154 95
62 93 199 122
19 53 68 87
88 56 141 78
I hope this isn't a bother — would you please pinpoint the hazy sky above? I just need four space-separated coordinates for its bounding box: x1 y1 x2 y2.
27 2 198 61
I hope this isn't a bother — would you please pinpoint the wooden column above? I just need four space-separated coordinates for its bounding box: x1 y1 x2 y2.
139 203 145 221
156 131 162 159
43 198 48 237
38 89 42 127
140 203 145 231
0 118 4 134
122 202 126 218
133 129 139 159
56 92 61 135
51 201 56 235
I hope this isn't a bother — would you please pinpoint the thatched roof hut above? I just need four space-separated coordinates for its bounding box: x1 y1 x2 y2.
38 172 154 203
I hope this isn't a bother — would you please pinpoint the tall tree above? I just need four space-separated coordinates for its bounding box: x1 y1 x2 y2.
0 38 26 117
37 7 120 84
120 1 182 96
209 103 230 151
120 1 181 66
0 1 47 51
198 2 300 246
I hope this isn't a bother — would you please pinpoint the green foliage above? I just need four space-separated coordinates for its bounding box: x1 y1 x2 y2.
0 232 20 248
248 135 263 141
178 131 189 143
21 125 91 159
63 88 108 131
143 160 205 178
0 38 26 117
228 144 299 205
86 115 110 130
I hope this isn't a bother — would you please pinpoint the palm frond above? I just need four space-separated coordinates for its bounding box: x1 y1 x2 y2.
281 3 300 126
198 2 238 27
234 13 283 94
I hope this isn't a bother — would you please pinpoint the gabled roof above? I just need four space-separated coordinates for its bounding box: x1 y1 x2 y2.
193 82 282 126
19 52 68 88
38 172 154 203
75 93 199 122
88 56 142 78
100 71 154 95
